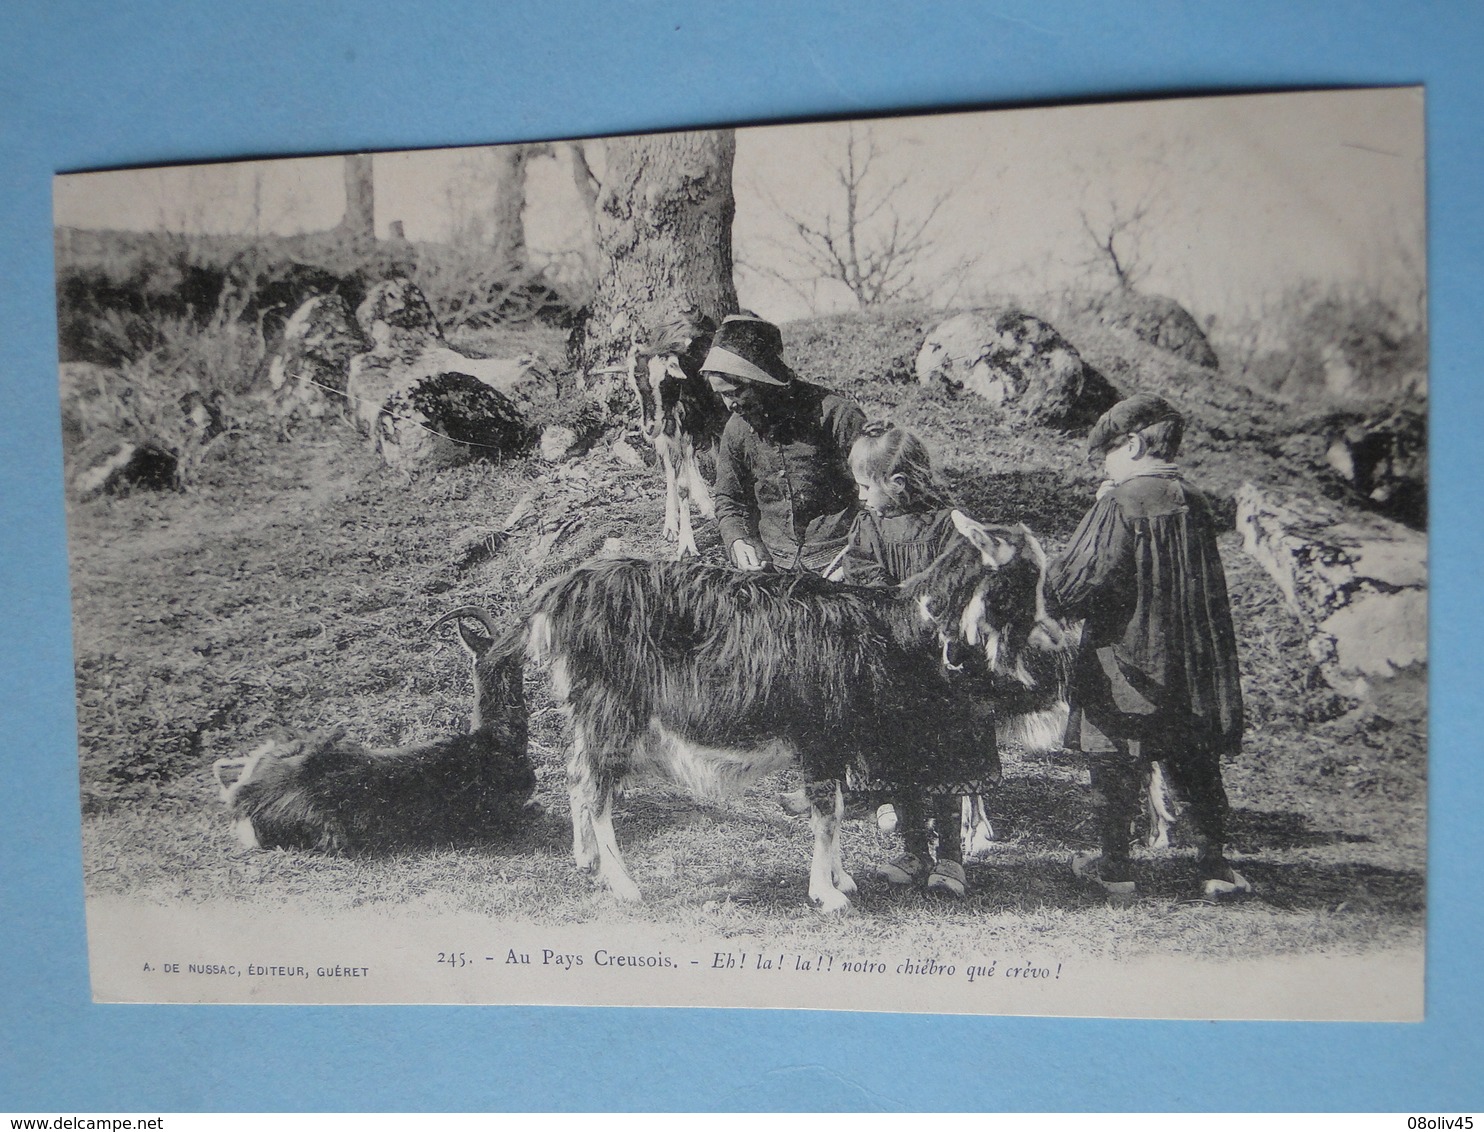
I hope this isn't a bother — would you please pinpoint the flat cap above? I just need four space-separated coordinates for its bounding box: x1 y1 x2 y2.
1086 393 1184 456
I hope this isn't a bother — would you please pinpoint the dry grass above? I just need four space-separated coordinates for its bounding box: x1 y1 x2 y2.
68 304 1425 966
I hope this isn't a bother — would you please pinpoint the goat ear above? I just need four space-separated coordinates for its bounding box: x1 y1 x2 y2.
298 724 347 754
1016 522 1050 570
266 736 305 760
949 509 982 543
212 756 246 792
950 510 1017 568
1028 621 1065 651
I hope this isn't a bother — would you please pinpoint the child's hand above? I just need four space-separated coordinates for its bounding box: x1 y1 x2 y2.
1096 479 1117 500
731 539 769 571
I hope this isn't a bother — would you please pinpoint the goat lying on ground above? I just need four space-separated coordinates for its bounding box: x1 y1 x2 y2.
515 511 1071 911
213 607 535 853
621 311 728 559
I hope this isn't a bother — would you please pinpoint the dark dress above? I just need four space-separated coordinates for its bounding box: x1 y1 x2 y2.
1045 469 1243 877
840 508 1002 798
1046 470 1243 757
713 380 866 571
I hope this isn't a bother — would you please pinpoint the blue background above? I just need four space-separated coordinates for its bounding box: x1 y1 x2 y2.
2 0 1479 1112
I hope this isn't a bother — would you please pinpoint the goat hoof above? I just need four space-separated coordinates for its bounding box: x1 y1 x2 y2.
603 874 644 902
810 888 851 915
834 871 858 896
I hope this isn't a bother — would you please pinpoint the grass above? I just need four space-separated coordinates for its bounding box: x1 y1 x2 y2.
67 302 1426 972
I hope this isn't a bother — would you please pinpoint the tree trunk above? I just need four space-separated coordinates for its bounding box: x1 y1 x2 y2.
341 154 375 248
581 130 739 370
568 142 601 283
489 145 532 276
569 142 600 225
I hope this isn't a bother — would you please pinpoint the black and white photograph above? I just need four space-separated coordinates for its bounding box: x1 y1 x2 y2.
57 87 1426 1018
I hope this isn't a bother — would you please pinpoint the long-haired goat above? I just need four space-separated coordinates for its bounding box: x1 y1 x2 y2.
213 607 535 853
622 310 728 558
519 510 1071 911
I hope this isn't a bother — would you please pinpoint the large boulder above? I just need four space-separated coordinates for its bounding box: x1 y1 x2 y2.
352 278 542 400
354 275 444 345
259 294 366 418
220 257 365 341
360 369 535 473
1236 482 1426 695
915 309 1119 429
1090 290 1219 369
347 279 539 471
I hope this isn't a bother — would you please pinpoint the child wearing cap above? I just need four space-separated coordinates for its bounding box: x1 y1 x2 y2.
1046 393 1251 903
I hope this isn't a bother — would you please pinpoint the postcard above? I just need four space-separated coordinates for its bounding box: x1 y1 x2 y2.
57 87 1426 1017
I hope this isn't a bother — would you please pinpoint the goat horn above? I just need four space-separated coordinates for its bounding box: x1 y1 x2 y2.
427 605 499 638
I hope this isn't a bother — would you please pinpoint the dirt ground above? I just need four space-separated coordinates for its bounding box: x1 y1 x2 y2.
66 312 1426 970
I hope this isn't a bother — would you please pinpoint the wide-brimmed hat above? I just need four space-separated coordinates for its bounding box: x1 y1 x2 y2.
1086 392 1184 457
701 314 793 388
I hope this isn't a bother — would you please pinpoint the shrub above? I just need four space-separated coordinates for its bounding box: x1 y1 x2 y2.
64 311 268 491
409 243 582 334
56 254 227 366
1220 282 1426 403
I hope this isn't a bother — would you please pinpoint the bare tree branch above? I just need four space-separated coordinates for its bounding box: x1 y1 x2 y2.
1074 151 1168 293
758 124 956 310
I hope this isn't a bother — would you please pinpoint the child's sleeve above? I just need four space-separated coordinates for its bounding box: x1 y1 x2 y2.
1045 495 1135 619
838 512 894 587
712 418 760 549
828 396 868 455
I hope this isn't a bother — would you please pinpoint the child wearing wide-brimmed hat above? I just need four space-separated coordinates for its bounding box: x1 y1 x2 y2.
702 313 866 573
1046 393 1251 903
